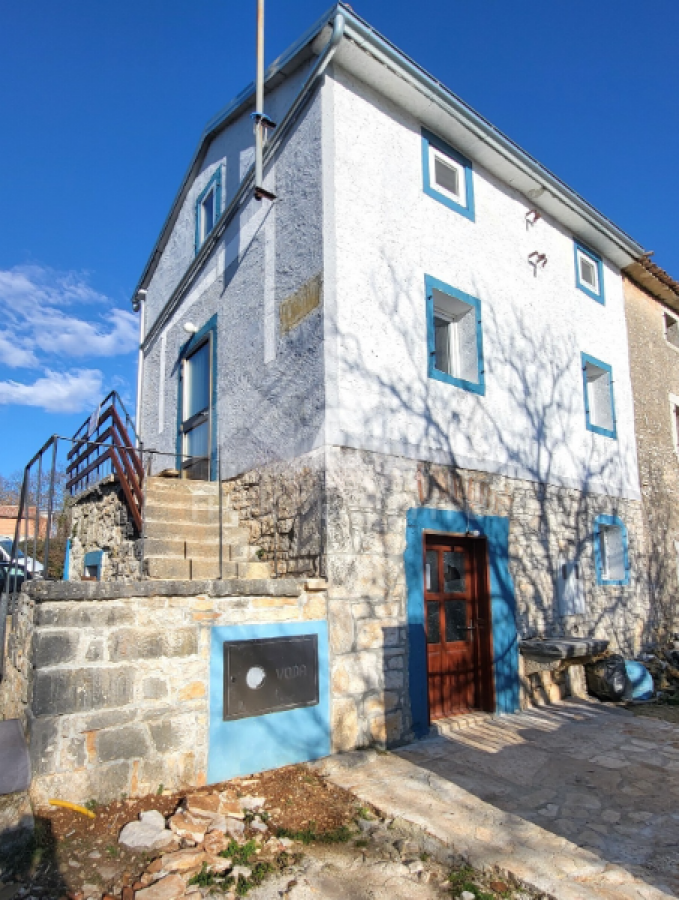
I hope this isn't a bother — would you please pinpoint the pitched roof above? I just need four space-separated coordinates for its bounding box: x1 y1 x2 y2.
132 2 649 312
624 255 679 311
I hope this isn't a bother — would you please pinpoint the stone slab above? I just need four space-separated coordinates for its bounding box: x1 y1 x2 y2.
0 720 30 795
316 701 678 900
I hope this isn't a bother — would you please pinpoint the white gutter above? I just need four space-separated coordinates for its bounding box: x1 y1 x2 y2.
141 11 346 351
135 289 146 444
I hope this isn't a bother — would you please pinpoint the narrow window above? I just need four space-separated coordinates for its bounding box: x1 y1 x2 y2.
582 353 616 439
181 338 212 480
426 276 484 395
195 169 222 253
664 311 679 350
422 129 475 221
574 241 604 303
669 394 679 454
594 516 629 585
201 188 215 238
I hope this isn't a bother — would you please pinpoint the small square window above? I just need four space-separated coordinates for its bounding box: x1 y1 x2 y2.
426 276 484 395
422 129 475 222
574 241 604 303
581 353 616 439
664 311 679 350
195 169 222 253
594 516 629 585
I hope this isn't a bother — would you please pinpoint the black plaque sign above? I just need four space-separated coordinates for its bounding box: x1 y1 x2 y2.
223 634 319 721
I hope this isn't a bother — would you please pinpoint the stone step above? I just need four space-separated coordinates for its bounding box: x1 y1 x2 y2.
144 504 239 526
145 556 191 579
145 493 222 510
184 537 253 560
143 536 254 561
143 521 247 541
146 477 218 497
145 556 271 580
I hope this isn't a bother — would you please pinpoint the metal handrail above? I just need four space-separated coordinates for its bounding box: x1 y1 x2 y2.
65 394 144 531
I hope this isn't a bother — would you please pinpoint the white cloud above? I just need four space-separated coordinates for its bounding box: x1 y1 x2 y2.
0 369 103 413
0 333 38 369
32 307 138 358
0 264 138 365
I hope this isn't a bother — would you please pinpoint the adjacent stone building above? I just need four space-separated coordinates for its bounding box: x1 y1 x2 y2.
129 3 660 760
623 258 679 639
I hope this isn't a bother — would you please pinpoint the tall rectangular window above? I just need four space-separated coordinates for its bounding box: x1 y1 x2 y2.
664 311 679 350
426 276 484 395
195 169 222 253
581 353 616 439
669 394 679 454
594 515 629 585
181 338 212 480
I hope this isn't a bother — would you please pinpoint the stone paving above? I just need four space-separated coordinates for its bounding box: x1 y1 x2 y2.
317 701 679 900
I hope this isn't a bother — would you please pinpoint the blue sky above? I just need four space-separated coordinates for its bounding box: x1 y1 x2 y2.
1 0 677 474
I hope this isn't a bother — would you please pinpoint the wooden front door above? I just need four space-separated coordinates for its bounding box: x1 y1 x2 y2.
424 534 493 719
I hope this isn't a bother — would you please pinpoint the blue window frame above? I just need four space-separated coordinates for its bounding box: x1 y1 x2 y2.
177 315 218 480
83 550 104 581
593 515 630 586
195 169 222 253
574 240 604 304
581 352 616 439
425 275 485 395
421 128 475 222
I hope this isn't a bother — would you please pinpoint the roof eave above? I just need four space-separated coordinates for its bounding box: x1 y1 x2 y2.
131 3 341 310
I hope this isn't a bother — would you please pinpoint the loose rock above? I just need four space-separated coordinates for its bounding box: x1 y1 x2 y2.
167 811 207 844
134 874 186 900
118 812 177 852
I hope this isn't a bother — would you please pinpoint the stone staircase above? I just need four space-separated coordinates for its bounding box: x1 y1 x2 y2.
143 477 271 580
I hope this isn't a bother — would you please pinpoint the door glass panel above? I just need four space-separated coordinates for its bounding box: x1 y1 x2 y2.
185 342 210 420
443 550 465 592
445 599 468 642
425 550 439 592
426 601 440 644
186 421 208 458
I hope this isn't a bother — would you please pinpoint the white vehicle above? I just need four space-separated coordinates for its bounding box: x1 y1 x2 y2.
0 536 44 576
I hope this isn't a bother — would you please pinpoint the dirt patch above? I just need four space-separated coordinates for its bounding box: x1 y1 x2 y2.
0 766 357 899
0 764 537 900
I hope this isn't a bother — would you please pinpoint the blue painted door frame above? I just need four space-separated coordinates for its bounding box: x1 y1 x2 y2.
404 508 519 737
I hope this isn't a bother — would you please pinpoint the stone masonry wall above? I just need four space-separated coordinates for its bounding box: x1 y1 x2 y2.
624 276 679 638
68 476 141 581
0 590 35 726
15 578 327 807
325 446 649 752
223 449 325 579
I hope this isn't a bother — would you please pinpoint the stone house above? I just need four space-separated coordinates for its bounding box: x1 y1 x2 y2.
131 3 654 758
623 258 679 640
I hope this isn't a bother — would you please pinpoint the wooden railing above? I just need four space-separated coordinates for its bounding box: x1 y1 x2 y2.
65 392 143 531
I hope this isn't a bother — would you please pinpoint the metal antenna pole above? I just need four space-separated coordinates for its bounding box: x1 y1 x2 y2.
255 0 264 190
253 0 276 201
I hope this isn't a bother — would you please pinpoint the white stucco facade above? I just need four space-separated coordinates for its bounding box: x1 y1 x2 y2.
131 8 655 741
138 32 641 504
324 64 640 501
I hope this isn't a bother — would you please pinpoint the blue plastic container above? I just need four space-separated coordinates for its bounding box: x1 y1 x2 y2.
623 660 654 701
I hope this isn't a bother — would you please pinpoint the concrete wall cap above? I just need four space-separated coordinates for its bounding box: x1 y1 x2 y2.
23 577 303 603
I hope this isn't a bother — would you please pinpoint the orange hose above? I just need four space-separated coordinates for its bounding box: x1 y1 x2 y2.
48 799 96 818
